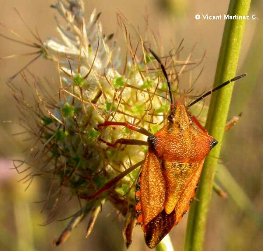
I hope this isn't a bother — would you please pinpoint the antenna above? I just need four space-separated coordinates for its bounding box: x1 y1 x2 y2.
149 49 174 106
188 73 247 107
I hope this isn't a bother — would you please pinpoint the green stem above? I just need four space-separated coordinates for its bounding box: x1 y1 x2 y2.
156 234 174 251
184 0 251 250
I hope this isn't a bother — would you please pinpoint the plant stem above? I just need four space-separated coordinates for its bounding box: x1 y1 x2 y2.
184 0 251 250
156 234 174 251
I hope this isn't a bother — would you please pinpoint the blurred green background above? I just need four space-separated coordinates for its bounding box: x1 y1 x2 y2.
0 0 262 250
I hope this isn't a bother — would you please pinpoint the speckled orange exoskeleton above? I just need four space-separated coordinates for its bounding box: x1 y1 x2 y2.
96 49 245 248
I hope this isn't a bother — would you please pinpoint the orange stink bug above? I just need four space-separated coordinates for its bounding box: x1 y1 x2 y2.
88 49 246 248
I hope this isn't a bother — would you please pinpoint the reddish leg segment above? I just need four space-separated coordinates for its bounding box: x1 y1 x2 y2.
79 160 144 200
98 121 153 137
99 138 148 148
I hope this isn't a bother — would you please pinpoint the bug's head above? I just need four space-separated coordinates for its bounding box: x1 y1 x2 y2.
167 97 189 126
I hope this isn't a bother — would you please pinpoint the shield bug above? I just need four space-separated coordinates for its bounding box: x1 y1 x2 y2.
93 49 246 248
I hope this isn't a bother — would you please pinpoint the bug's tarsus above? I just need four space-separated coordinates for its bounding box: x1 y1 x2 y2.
188 73 247 107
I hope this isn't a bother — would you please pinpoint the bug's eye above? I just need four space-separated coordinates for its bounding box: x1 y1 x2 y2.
210 139 218 149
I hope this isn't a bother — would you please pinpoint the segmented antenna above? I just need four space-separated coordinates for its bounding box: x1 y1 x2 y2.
149 49 174 106
188 73 247 107
149 49 246 113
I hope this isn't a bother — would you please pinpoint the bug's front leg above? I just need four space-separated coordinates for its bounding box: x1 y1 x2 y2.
98 121 152 137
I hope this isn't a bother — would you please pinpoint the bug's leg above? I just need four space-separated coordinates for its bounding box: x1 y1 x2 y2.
55 203 93 246
99 138 148 148
79 160 144 201
122 205 137 248
225 113 242 131
213 182 228 199
98 121 152 137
